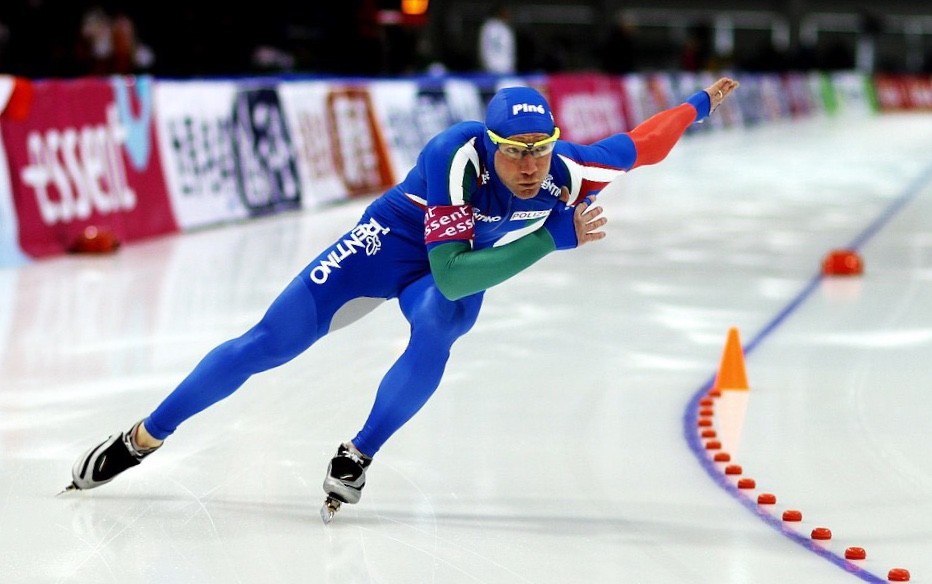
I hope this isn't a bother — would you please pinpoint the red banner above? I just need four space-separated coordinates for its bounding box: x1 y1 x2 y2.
0 76 177 258
546 73 631 143
874 75 932 111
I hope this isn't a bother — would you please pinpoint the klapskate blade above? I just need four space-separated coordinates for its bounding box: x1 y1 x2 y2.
320 504 334 524
320 498 341 524
56 483 79 496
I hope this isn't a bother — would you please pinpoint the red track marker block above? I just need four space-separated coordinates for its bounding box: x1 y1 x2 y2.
844 547 866 560
782 509 802 521
888 568 910 581
822 249 863 276
811 527 832 540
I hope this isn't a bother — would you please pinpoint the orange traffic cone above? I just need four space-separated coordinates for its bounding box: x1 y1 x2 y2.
712 326 749 391
710 327 750 456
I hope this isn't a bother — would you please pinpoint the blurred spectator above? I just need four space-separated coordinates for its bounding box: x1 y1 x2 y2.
73 3 153 75
598 12 638 74
680 21 713 72
855 11 882 73
478 1 516 74
111 8 153 73
77 4 112 74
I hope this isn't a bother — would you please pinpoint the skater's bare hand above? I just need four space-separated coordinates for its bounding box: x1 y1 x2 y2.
573 193 606 246
705 77 740 112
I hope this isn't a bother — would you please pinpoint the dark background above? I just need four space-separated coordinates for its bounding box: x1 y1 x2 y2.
0 0 930 78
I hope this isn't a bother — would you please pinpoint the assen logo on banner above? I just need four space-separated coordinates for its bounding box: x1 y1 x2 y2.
1 77 177 258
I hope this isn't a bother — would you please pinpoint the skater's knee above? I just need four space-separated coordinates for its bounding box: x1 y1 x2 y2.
413 305 479 344
403 286 482 340
229 321 310 370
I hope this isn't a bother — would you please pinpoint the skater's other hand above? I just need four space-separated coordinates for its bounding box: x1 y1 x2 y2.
705 77 740 112
574 193 606 246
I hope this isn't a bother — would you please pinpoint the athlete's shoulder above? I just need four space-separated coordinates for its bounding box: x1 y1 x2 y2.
432 120 485 142
423 120 487 157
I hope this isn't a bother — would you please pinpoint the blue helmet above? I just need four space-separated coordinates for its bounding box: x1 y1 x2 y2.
485 86 555 138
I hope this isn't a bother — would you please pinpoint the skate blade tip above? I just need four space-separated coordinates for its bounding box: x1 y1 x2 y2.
321 507 334 524
321 498 341 524
56 483 79 496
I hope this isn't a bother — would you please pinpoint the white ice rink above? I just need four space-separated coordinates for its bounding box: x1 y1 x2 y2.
2 110 932 583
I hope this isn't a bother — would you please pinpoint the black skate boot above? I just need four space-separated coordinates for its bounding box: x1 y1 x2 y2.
63 420 161 493
320 442 372 523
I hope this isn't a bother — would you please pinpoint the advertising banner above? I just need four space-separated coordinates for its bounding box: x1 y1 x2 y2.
900 75 932 110
153 80 302 229
0 76 29 266
0 76 177 258
280 81 394 205
545 73 630 143
874 75 932 111
782 72 818 118
0 132 26 266
0 70 891 264
367 79 486 182
828 71 877 117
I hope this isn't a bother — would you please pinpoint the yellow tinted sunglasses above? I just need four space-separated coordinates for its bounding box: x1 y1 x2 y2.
487 127 561 159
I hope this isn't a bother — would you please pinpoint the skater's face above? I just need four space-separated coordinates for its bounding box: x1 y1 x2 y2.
492 132 554 199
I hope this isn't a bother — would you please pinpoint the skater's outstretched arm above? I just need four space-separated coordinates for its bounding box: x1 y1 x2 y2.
625 76 740 168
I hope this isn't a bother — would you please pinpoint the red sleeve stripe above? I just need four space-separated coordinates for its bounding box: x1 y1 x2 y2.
629 103 697 168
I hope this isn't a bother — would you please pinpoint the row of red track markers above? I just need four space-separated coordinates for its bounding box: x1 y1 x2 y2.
700 325 910 582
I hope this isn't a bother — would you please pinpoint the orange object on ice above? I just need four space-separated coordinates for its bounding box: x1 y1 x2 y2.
70 226 121 254
712 327 749 391
822 249 863 276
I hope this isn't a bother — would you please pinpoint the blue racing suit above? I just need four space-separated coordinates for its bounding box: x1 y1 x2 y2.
143 90 712 457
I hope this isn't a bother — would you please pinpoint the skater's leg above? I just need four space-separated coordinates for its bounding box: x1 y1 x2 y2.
144 277 322 439
350 276 483 457
134 422 162 449
71 212 418 492
70 278 327 491
143 213 410 441
321 276 480 517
